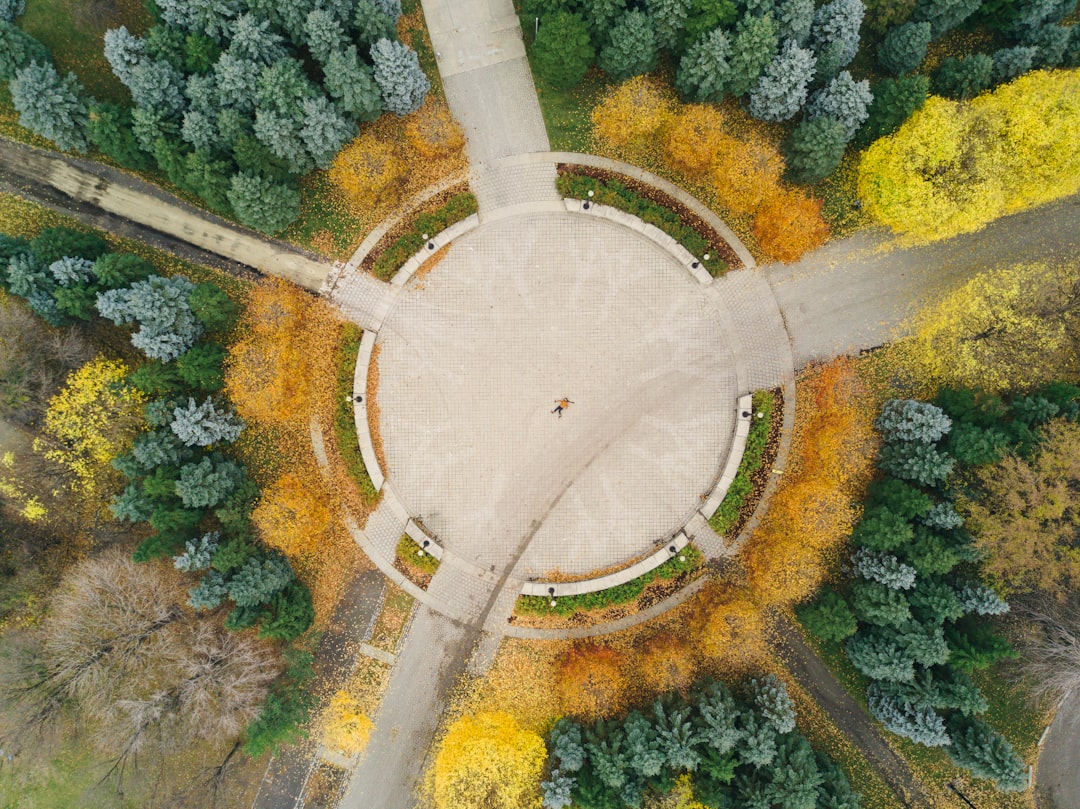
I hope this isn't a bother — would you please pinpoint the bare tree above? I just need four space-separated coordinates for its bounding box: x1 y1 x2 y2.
1014 598 1080 700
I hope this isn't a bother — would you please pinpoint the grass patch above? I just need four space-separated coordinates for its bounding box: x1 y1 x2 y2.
283 171 371 260
369 193 478 281
333 323 378 505
516 544 703 617
395 534 440 580
708 389 778 536
533 70 611 153
368 581 416 654
556 172 730 275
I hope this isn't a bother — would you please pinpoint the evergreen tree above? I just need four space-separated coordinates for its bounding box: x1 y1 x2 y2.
174 455 245 508
253 108 310 174
764 734 823 809
726 13 780 97
913 0 981 36
131 427 191 469
0 20 49 82
935 667 989 716
598 9 658 80
856 73 928 144
933 54 994 99
815 751 861 809
899 620 950 667
799 590 858 641
751 674 796 733
1025 23 1071 67
578 0 628 46
868 684 951 745
227 171 301 235
899 526 966 576
187 282 236 331
227 549 295 607
853 548 917 590
86 102 152 169
30 226 109 265
876 399 952 443
214 52 260 111
228 12 286 64
876 20 932 75
550 718 587 772
258 579 314 640
541 769 576 809
877 441 955 486
851 579 912 627
623 710 665 778
695 679 744 754
748 38 816 122
96 274 204 361
866 477 933 520
646 0 692 51
683 0 740 42
173 531 220 571
653 700 703 771
675 27 732 102
804 70 872 140
775 0 814 44
945 715 1028 791
783 115 846 183
6 252 63 324
10 61 90 153
370 38 430 115
103 25 146 85
354 1 397 48
176 341 227 390
110 482 157 522
189 568 229 609
304 8 344 63
126 58 188 117
738 711 777 767
809 0 864 78
156 0 239 41
585 722 629 791
323 46 384 120
946 622 1017 673
908 576 965 623
534 12 595 89
955 582 1009 616
846 628 916 681
852 505 916 552
299 95 353 168
944 422 1008 465
169 396 244 446
919 501 964 530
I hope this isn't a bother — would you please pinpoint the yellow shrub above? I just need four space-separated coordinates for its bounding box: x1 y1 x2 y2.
329 133 406 210
664 105 727 176
252 472 333 560
433 712 545 809
592 75 677 149
859 69 1080 243
710 132 785 216
322 690 374 756
405 101 465 159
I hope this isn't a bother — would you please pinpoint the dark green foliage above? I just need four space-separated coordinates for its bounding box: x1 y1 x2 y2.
0 20 50 81
129 360 183 396
932 388 1007 428
851 506 915 552
856 74 928 144
623 710 665 779
184 32 221 73
897 526 965 575
798 590 858 642
877 441 955 486
184 150 235 214
850 579 911 627
945 622 1017 673
815 751 861 809
534 12 595 88
232 133 295 182
224 603 261 630
866 477 933 519
943 422 1007 465
214 476 259 536
87 103 153 170
257 580 314 640
243 644 316 757
877 21 932 74
710 390 775 534
175 341 227 392
846 628 916 681
188 282 237 332
945 715 1029 791
675 28 732 102
227 549 295 607
211 535 257 574
1026 23 1071 68
913 0 981 35
683 0 739 42
598 9 658 80
725 13 780 97
932 54 994 99
133 529 190 561
353 0 397 48
908 576 964 624
571 764 624 809
142 464 183 500
646 0 692 51
322 46 384 121
371 193 481 279
29 228 109 266
94 252 155 289
762 734 823 808
227 172 301 235
897 620 950 667
783 116 846 183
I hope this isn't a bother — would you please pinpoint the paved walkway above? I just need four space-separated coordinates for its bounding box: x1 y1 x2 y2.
1036 690 1080 809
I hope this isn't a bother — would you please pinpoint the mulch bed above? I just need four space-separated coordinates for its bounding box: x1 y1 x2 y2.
556 163 744 270
393 557 432 590
358 181 471 275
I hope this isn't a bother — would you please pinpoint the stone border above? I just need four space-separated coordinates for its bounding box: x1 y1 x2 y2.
353 330 384 492
495 151 757 271
702 394 753 519
389 214 480 287
404 518 444 561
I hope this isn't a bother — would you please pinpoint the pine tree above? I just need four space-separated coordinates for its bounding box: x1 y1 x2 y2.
809 0 864 78
87 102 153 170
799 590 859 641
534 12 595 88
955 582 1009 616
675 27 732 102
943 422 1008 465
935 667 989 716
303 8 344 64
751 674 796 733
156 0 239 41
946 622 1017 673
856 73 928 144
323 46 384 120
738 711 778 767
876 20 931 74
623 710 665 778
131 427 191 469
541 769 576 809
695 679 744 754
299 96 353 168
815 751 861 809
913 0 982 35
258 580 314 640
6 252 63 324
189 568 229 609
10 61 90 152
110 481 156 522
214 52 260 111
852 506 916 551
126 58 188 117
851 579 912 627
783 115 846 182
846 629 916 681
174 455 245 508
899 620 950 667
908 576 965 623
173 531 220 571
853 548 918 590
932 54 993 99
550 718 586 772
169 396 244 446
899 526 966 576
804 70 872 140
370 38 430 115
227 549 295 607
775 0 814 44
945 715 1028 791
645 0 692 51
1025 22 1071 68
227 171 301 235
876 399 952 443
354 1 397 48
228 12 286 64
103 25 146 84
877 442 955 486
866 477 934 519
0 21 49 82
585 722 629 791
653 700 703 771
187 282 236 331
765 734 824 808
748 38 816 122
726 13 780 97
598 9 658 80
96 274 204 361
868 685 951 745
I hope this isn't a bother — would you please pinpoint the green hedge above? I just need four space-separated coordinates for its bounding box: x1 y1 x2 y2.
334 323 378 504
555 173 728 276
396 534 440 576
708 390 776 536
371 193 478 281
516 544 703 616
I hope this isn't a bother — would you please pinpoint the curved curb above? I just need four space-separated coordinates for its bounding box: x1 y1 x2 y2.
490 150 757 271
388 213 480 287
353 330 384 493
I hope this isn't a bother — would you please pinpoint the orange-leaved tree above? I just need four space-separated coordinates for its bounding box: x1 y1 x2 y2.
555 642 629 719
741 359 877 607
636 632 697 695
433 711 545 809
591 75 677 150
405 100 465 159
753 189 830 263
710 132 785 216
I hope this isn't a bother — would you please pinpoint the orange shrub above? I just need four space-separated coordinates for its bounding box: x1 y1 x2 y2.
637 633 696 695
664 105 727 176
710 133 785 215
252 472 333 560
591 75 676 149
692 585 767 668
329 133 405 210
405 101 465 159
753 189 830 263
556 643 629 719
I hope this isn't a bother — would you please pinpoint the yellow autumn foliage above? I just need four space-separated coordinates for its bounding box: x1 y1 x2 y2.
322 690 374 756
858 69 1080 243
710 132 785 216
330 133 405 210
906 260 1080 392
405 101 466 159
36 356 144 495
433 711 545 809
591 75 677 149
664 105 728 176
252 472 333 560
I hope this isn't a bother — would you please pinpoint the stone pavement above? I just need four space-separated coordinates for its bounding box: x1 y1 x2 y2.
1036 690 1080 809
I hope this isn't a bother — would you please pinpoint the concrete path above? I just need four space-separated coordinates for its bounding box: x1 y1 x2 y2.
1036 690 1080 809
766 193 1080 367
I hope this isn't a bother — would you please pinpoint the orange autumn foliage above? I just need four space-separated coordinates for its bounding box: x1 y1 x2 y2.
710 133 785 216
405 101 465 159
637 633 696 695
330 133 406 210
664 105 728 176
753 189 830 263
252 472 333 560
741 359 876 607
556 643 629 719
591 75 677 149
225 278 342 430
691 584 767 669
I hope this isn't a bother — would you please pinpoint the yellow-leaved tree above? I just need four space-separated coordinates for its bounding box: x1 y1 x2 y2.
858 69 1080 243
664 105 728 176
433 711 545 809
591 75 677 150
710 132 785 216
252 472 334 561
906 260 1080 391
35 356 144 496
